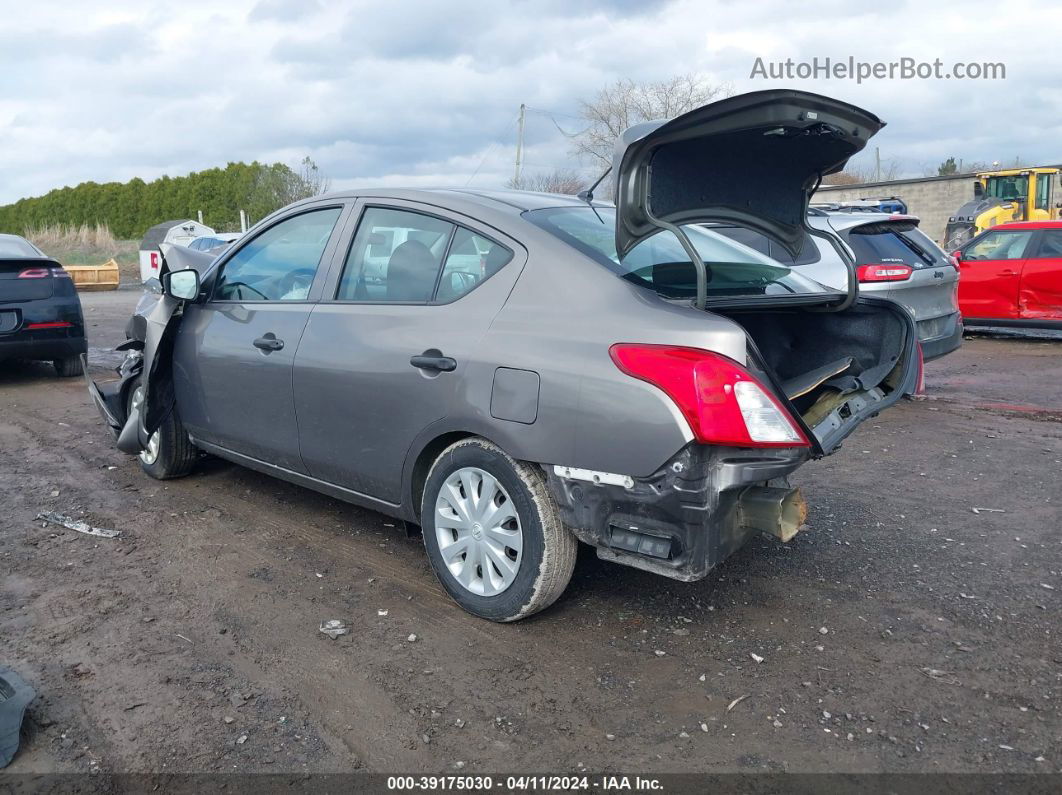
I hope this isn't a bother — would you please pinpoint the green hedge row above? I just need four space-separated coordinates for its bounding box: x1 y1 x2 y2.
0 161 323 240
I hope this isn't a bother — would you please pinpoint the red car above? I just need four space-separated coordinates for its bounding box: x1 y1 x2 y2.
953 220 1062 328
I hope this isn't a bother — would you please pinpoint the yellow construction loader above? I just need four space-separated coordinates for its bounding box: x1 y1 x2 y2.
943 167 1061 249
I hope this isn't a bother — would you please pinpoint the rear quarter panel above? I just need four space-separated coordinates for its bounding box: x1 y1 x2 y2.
432 226 748 480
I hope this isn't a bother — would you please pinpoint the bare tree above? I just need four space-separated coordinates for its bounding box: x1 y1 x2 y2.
295 156 332 197
506 168 585 194
574 75 732 167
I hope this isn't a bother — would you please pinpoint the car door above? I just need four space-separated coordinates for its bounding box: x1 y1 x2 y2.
172 203 349 471
956 228 1036 319
1019 228 1062 321
293 201 524 504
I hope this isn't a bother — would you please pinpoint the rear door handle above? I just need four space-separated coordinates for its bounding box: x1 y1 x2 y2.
410 353 457 372
253 334 284 352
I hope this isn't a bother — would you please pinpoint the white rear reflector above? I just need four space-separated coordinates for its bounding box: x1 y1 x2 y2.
733 381 804 444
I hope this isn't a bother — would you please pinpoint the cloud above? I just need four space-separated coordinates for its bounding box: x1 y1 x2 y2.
1 0 1060 208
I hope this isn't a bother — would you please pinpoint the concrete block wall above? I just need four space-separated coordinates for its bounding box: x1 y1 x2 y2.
814 174 977 245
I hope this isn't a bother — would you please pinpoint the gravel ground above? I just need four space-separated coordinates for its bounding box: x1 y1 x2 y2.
1 290 1058 775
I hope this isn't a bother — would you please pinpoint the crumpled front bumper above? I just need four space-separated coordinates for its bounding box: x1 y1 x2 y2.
82 348 143 445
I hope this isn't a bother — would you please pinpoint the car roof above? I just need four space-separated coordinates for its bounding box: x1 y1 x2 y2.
808 211 921 232
309 187 610 215
991 220 1062 230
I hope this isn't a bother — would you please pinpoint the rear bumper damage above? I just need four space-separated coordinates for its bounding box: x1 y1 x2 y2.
546 444 810 582
918 312 963 362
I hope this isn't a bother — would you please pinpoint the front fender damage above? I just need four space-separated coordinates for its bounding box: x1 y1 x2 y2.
86 290 184 455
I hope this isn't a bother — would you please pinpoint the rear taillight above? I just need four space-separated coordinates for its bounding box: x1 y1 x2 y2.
856 263 913 282
24 321 73 330
948 253 961 270
150 252 159 270
609 344 809 448
18 268 50 279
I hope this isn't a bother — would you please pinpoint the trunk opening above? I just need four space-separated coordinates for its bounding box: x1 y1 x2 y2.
718 300 913 453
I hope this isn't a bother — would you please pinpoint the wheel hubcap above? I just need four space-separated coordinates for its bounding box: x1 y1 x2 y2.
434 467 522 596
130 387 160 466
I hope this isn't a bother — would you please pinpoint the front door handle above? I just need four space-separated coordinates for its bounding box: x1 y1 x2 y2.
410 353 457 372
253 334 284 352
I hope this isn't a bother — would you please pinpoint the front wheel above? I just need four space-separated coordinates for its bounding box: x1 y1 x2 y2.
127 382 198 480
421 438 577 622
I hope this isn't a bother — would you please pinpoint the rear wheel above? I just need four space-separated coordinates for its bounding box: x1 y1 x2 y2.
421 438 577 622
53 356 83 377
127 382 198 480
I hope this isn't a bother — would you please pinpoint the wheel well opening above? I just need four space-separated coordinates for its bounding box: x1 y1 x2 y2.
409 431 477 519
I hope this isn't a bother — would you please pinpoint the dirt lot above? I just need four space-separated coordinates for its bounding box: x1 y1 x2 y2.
1 289 1059 775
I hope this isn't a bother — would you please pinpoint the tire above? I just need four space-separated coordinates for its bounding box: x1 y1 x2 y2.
126 381 198 480
421 438 577 622
53 356 83 377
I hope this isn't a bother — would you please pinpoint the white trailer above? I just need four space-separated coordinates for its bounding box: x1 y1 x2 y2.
138 219 214 282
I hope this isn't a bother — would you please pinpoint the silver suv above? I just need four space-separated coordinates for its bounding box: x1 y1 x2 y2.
714 211 962 361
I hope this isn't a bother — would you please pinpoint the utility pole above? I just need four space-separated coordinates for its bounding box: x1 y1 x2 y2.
875 147 881 182
514 103 526 187
197 210 203 224
239 210 248 233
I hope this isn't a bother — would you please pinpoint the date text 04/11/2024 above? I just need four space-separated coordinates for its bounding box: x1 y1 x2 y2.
386 776 664 791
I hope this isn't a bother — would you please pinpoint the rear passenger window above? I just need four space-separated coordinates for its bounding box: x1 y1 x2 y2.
337 207 511 303
438 228 513 302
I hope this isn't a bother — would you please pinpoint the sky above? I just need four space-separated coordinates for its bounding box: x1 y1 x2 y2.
2 0 1061 205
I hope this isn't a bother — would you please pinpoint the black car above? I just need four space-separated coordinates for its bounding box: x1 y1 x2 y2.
0 234 87 376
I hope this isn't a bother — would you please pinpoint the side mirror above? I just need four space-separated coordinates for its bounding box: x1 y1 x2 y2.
162 268 200 301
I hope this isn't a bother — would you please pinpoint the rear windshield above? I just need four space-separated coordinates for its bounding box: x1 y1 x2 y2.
844 223 937 268
0 236 43 258
710 225 822 266
525 206 837 300
898 226 948 266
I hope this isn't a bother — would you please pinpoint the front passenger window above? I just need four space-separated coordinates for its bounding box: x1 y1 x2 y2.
965 230 1034 261
214 207 342 301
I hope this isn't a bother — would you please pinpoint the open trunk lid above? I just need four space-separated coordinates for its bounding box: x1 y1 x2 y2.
612 90 884 261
